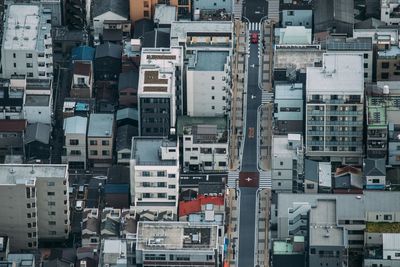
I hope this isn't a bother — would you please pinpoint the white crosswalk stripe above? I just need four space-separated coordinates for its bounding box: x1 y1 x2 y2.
261 91 274 104
248 22 260 32
228 171 239 188
259 171 272 189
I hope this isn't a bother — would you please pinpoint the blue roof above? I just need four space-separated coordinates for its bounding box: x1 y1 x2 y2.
105 184 129 194
72 46 95 62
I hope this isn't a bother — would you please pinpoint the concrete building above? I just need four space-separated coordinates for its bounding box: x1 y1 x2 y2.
306 53 364 164
130 137 179 217
280 1 312 28
377 45 400 82
87 114 115 167
271 134 304 193
170 21 233 117
366 95 388 159
308 200 348 267
272 237 306 267
381 0 400 25
0 120 26 160
98 239 132 267
274 83 303 134
62 116 88 169
304 159 332 194
183 124 228 172
192 0 232 14
326 36 373 83
1 5 53 79
138 47 183 136
364 158 386 190
365 233 400 267
129 0 191 22
313 0 354 36
0 164 70 251
136 221 222 267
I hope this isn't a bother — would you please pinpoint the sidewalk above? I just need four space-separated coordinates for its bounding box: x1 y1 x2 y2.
260 20 274 92
255 189 271 267
226 188 240 266
229 21 247 171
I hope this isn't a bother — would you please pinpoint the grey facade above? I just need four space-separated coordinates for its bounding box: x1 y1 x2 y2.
139 97 171 136
192 0 232 13
281 3 312 28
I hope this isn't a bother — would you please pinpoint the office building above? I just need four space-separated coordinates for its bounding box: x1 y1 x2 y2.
183 124 228 172
0 164 70 250
130 137 179 217
1 5 53 79
305 53 364 164
138 47 183 136
136 221 222 267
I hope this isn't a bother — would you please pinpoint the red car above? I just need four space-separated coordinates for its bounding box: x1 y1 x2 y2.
251 32 259 44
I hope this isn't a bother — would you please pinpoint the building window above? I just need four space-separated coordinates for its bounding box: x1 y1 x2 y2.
306 184 315 189
13 63 16 68
48 221 56 226
168 195 176 200
384 214 393 220
211 96 215 100
372 179 380 184
218 162 226 167
47 182 55 186
364 63 368 68
287 10 294 16
70 139 79 145
381 62 389 69
168 174 176 178
102 150 110 156
280 161 283 166
26 63 33 68
144 10 150 17
142 171 151 177
89 140 97 145
48 202 55 206
211 76 215 80
364 53 368 59
157 171 165 177
102 140 110 146
90 150 98 156
71 150 81 155
47 192 55 196
158 193 166 198
168 184 176 189
364 73 368 78
49 231 57 235
212 106 215 110
13 53 16 58
48 211 56 216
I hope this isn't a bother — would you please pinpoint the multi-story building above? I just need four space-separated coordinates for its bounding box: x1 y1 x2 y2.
138 47 183 136
326 36 373 83
70 61 93 99
129 0 191 22
381 0 400 25
192 0 232 14
365 233 400 267
1 4 53 79
305 53 364 164
280 1 312 28
130 137 179 217
0 120 26 159
376 44 400 82
62 116 88 169
92 0 129 39
313 0 354 36
183 124 228 172
271 134 304 193
0 164 70 251
136 221 222 267
274 83 303 134
87 113 115 167
366 95 388 158
170 21 233 117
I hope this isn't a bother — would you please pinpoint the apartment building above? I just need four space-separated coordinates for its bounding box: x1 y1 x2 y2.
272 134 304 193
136 221 222 267
0 164 70 251
326 36 373 83
1 4 53 79
366 95 388 159
87 113 115 167
274 83 304 134
129 0 191 22
130 137 179 217
62 116 88 169
0 120 27 159
138 47 183 136
170 21 233 117
183 124 228 172
305 53 364 164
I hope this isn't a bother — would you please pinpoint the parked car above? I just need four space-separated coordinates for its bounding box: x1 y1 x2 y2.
251 32 259 44
75 200 84 211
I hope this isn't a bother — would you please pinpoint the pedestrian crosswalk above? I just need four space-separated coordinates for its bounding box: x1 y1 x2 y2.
248 22 261 32
259 171 272 189
228 171 239 188
261 91 274 104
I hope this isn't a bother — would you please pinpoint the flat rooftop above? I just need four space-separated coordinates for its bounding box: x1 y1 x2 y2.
274 49 323 71
306 53 364 95
310 200 344 247
88 113 114 137
25 95 50 106
63 116 87 135
136 222 218 251
272 135 297 157
131 137 177 165
275 83 303 99
3 5 51 51
0 164 67 185
189 51 229 71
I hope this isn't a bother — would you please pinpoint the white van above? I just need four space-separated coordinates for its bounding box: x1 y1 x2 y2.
75 200 84 211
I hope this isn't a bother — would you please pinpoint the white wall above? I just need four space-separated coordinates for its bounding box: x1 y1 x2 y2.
93 11 127 37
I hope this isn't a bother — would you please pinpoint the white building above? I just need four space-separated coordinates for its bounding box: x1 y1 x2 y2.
1 5 53 79
136 221 222 267
170 21 233 117
381 0 400 25
0 164 70 251
92 0 129 39
138 47 183 136
183 124 228 172
271 134 304 193
63 116 88 169
306 53 364 164
130 137 179 217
